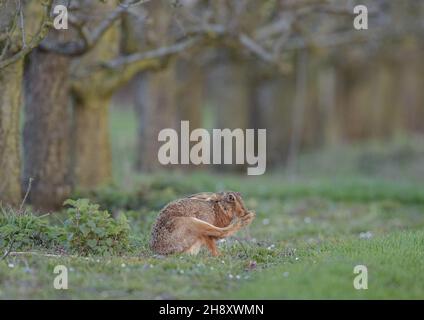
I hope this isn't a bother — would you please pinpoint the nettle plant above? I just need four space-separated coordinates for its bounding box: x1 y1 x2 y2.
63 199 130 256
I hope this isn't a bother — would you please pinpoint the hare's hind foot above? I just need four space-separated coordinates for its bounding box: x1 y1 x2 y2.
181 217 242 238
176 217 242 256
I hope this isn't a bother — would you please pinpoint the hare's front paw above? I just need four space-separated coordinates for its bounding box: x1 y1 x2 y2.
240 211 255 227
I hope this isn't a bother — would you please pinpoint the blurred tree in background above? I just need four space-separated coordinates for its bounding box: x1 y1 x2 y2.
0 0 423 210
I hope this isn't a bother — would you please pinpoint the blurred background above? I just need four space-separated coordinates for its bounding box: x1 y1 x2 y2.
0 0 423 210
109 0 424 184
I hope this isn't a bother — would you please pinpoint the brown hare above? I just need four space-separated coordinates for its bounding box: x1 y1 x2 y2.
150 191 255 256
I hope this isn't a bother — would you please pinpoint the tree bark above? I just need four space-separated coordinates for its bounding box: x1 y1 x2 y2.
176 59 203 130
206 57 249 172
23 48 72 210
0 60 23 206
135 68 178 172
69 1 120 188
249 74 293 167
175 58 204 171
131 3 178 172
0 1 52 207
73 95 112 188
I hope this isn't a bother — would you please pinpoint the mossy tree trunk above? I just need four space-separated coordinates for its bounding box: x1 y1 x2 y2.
23 49 72 210
0 1 45 207
69 1 119 189
0 60 23 206
73 95 112 188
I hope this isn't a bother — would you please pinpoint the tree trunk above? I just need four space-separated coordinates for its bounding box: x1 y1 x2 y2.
176 59 203 130
318 67 339 146
73 95 112 188
0 60 23 206
206 59 249 172
175 59 204 171
23 49 72 210
249 75 293 167
135 68 178 172
130 3 178 172
66 1 119 190
287 50 308 175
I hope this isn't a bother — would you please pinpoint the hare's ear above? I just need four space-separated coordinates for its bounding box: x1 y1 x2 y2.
209 192 223 200
207 193 221 202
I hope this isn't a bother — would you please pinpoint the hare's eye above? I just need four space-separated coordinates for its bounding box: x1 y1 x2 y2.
228 194 235 201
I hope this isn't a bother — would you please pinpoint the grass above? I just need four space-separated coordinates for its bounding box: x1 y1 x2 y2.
1 107 424 299
1 173 424 299
232 230 424 299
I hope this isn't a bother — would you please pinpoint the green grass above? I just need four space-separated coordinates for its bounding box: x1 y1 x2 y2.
1 173 424 299
231 230 424 299
1 108 424 299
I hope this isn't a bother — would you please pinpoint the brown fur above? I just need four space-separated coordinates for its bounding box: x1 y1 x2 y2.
150 191 255 256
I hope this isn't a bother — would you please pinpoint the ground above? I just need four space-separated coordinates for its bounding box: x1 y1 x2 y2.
1 107 424 299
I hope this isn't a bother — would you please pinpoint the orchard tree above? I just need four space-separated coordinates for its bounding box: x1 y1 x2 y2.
0 0 53 206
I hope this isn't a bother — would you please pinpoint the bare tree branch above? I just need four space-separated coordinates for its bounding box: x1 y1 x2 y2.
0 0 54 70
71 36 201 96
39 0 151 56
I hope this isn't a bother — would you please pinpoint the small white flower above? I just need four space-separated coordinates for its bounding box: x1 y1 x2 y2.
221 260 225 264
359 231 373 239
121 263 126 268
8 263 14 268
295 257 299 261
228 274 234 279
236 275 241 280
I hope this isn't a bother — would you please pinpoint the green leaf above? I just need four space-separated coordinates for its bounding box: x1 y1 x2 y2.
87 239 98 249
79 224 90 236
